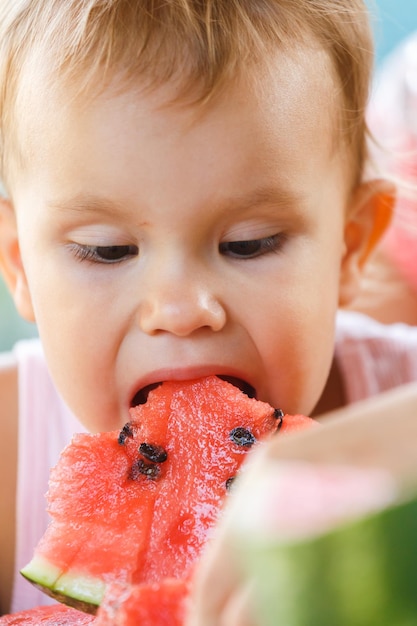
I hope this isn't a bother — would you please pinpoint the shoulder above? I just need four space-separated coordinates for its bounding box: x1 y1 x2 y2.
336 310 417 347
0 351 18 615
0 350 18 472
0 349 18 450
335 311 417 403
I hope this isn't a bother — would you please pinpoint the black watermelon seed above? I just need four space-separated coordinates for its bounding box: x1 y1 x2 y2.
139 443 168 463
118 422 134 445
226 476 236 491
273 408 284 430
230 427 256 448
129 459 161 481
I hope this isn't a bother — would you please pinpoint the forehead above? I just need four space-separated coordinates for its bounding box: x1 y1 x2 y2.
12 41 344 197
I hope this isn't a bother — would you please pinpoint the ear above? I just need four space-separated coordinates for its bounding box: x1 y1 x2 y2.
339 179 395 307
0 197 35 322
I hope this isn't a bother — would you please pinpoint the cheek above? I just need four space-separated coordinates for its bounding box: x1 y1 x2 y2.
267 314 336 415
246 266 339 413
38 331 123 433
26 278 121 429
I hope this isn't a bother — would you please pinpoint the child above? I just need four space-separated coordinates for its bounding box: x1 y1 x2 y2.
0 0 414 616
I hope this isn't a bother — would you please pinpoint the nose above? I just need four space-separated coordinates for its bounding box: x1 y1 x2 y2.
137 265 227 336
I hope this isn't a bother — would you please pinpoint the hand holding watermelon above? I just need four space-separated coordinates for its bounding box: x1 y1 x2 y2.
187 382 417 626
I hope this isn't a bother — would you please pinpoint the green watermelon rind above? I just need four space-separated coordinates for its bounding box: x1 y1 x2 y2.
241 493 417 626
21 556 104 613
20 555 62 589
53 572 105 608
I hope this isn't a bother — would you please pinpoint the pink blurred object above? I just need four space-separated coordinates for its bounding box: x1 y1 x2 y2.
368 32 417 292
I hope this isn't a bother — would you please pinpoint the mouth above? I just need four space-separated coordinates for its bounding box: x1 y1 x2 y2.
218 376 256 398
130 382 162 407
130 376 256 407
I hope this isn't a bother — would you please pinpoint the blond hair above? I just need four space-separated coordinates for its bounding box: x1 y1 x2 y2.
0 0 374 190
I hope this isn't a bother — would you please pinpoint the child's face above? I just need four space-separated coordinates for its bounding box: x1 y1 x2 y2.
8 47 363 430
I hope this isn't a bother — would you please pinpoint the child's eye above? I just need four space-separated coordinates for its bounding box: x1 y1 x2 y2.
219 234 285 259
72 244 139 264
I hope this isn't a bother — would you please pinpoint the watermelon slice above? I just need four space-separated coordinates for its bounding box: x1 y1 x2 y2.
20 376 315 615
234 462 417 626
224 386 417 626
0 604 94 624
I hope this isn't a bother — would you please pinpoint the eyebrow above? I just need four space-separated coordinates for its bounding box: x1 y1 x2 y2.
48 185 303 218
224 186 303 213
48 194 124 217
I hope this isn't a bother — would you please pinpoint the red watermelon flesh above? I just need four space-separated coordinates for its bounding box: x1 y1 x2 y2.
21 376 315 615
0 604 95 625
95 579 188 625
0 582 187 625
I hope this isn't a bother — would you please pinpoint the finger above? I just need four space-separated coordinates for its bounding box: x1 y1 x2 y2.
186 532 242 626
219 582 257 626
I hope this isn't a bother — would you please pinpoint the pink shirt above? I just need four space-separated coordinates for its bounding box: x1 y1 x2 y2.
335 311 417 403
10 313 417 611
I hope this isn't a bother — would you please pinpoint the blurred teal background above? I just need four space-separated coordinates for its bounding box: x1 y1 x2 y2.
1 0 417 351
371 0 417 63
0 278 36 350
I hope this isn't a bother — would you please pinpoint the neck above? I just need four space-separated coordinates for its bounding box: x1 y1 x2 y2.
311 356 346 417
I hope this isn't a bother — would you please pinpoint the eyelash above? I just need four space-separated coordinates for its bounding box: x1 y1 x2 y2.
219 234 286 259
70 244 139 264
70 234 285 265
